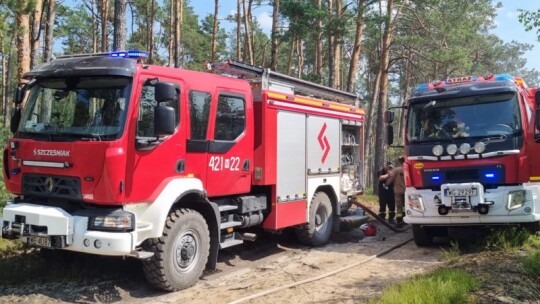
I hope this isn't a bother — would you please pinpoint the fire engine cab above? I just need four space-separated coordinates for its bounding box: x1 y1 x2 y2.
386 74 540 246
0 51 366 290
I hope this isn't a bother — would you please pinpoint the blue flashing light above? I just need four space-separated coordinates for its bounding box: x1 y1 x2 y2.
493 74 513 81
485 172 496 179
414 83 429 92
431 174 442 182
109 50 149 60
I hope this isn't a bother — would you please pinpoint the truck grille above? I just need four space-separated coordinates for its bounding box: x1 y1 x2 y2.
22 174 82 200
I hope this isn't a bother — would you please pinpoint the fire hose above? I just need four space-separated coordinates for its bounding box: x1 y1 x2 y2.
349 198 410 233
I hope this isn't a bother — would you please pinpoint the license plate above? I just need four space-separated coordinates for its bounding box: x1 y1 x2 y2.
444 188 477 197
27 236 52 248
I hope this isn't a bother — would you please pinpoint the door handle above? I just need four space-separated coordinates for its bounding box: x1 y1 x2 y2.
176 159 185 173
242 160 250 171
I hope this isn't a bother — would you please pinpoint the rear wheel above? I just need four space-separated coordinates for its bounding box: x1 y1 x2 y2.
143 208 210 291
296 192 334 246
412 224 434 246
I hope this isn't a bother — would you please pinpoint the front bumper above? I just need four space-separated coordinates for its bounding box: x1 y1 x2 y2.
404 184 540 225
1 203 137 257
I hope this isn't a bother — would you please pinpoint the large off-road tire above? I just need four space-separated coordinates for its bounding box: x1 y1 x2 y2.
142 208 210 291
295 191 334 246
412 224 434 247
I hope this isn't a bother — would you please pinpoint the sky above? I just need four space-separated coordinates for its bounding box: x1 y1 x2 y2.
192 0 540 81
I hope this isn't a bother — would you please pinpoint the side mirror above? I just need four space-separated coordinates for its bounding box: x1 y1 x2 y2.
386 125 394 146
536 108 540 131
154 105 175 136
384 110 394 124
14 86 24 104
10 108 21 134
535 90 540 107
154 82 176 103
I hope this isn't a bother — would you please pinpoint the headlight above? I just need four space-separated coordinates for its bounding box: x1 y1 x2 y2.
408 194 425 212
89 211 134 232
474 142 486 154
432 145 443 156
459 143 471 155
507 190 526 210
446 144 458 155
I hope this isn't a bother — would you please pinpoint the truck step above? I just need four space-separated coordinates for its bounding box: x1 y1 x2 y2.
220 232 244 249
220 221 242 230
218 204 238 212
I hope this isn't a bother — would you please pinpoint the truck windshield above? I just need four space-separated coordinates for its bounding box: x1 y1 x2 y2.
17 76 132 141
407 92 521 143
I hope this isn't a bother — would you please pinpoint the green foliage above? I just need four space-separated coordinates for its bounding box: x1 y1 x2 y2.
440 241 461 262
372 268 479 304
484 226 532 252
0 123 12 214
523 250 540 277
518 9 540 42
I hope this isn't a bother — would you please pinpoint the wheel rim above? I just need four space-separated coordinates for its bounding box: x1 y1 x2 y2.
315 204 329 234
174 228 200 273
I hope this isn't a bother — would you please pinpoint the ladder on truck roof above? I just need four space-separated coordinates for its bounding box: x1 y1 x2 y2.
211 59 359 106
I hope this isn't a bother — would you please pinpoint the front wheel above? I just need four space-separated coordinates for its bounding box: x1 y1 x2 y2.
295 191 334 246
412 224 434 247
143 208 210 291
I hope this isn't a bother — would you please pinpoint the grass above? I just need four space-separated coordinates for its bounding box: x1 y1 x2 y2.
440 240 460 262
523 251 540 277
372 268 479 304
483 226 532 252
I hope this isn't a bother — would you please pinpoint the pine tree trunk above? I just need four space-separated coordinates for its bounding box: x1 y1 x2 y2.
148 0 155 63
373 0 400 194
346 0 365 93
113 0 127 51
315 0 322 79
332 0 342 89
167 0 173 66
270 0 279 70
100 0 109 52
174 0 183 67
236 0 241 60
30 0 43 69
242 0 254 65
4 38 16 126
297 38 304 78
16 1 31 82
91 0 98 53
43 0 56 62
211 0 219 62
287 40 295 76
1 36 6 122
327 0 334 87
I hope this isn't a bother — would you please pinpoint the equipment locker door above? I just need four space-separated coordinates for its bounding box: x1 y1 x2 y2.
205 91 253 196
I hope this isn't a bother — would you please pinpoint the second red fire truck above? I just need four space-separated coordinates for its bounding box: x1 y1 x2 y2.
1 51 366 290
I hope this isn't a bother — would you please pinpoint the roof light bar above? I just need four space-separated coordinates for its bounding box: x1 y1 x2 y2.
109 50 149 60
413 73 527 93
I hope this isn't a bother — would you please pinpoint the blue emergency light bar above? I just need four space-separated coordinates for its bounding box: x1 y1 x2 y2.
413 73 520 94
109 50 149 60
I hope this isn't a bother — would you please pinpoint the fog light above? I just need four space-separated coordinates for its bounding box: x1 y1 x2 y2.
446 144 458 155
406 210 412 215
438 205 449 215
408 194 425 212
474 142 486 154
432 145 443 156
459 143 471 154
507 190 526 210
478 204 489 215
94 239 102 249
83 239 90 247
525 207 532 214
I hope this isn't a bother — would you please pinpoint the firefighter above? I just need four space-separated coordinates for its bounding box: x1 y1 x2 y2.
377 162 395 223
386 156 406 227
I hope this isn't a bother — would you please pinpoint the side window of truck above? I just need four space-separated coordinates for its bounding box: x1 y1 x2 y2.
214 94 245 141
189 91 212 139
137 82 180 137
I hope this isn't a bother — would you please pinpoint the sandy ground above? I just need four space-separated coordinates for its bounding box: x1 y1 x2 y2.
0 223 444 304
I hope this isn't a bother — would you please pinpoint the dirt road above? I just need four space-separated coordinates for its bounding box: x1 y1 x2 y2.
0 224 444 303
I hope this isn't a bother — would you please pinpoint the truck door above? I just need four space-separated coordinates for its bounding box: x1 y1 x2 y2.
205 91 253 196
125 77 186 202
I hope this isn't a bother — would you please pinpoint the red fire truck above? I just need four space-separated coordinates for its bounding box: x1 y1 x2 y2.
386 74 540 246
0 51 366 290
